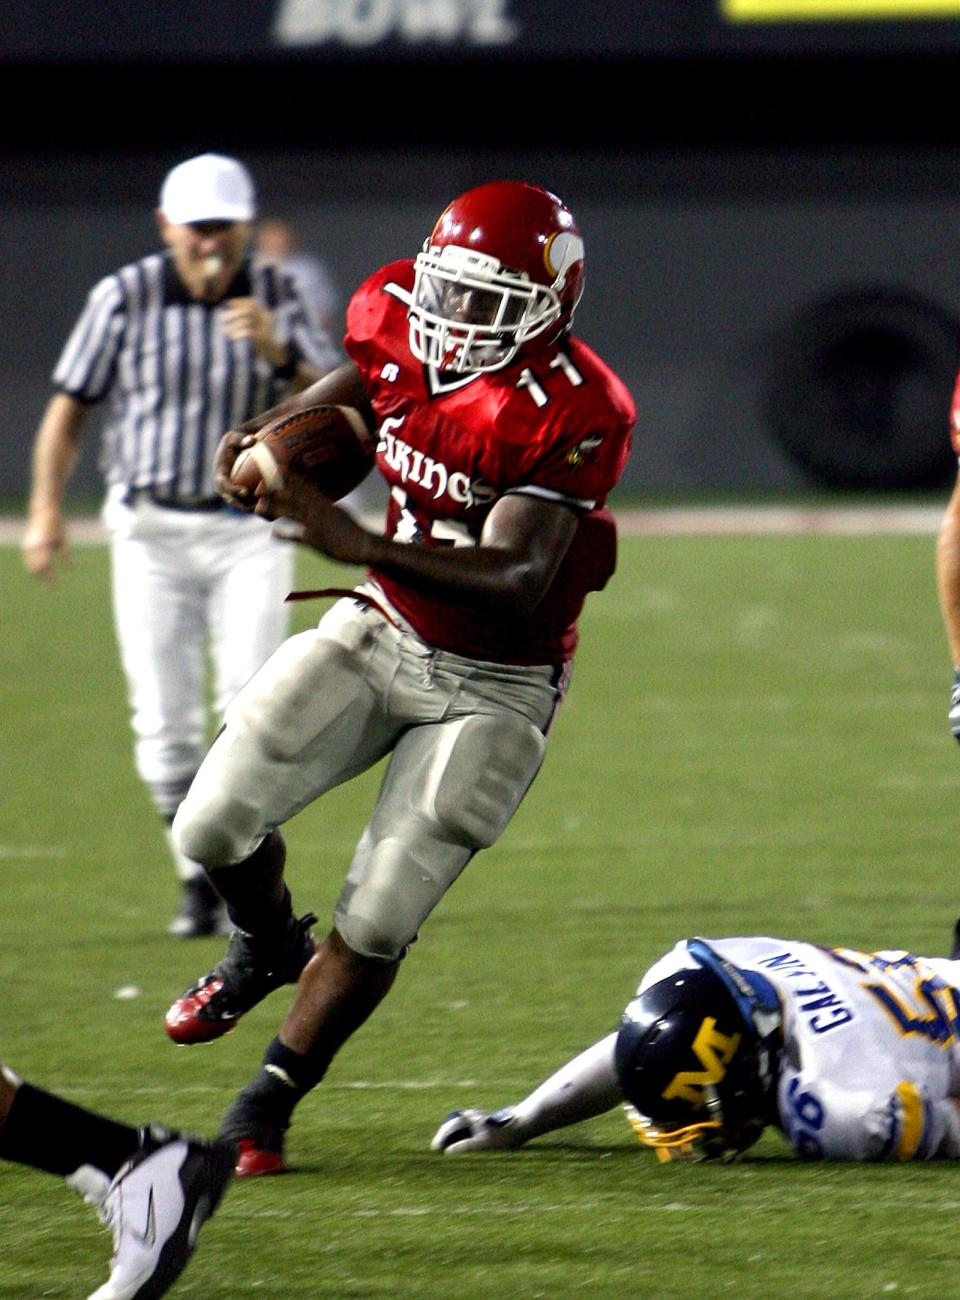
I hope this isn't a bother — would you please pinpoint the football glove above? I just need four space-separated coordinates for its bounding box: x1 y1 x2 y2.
430 1108 524 1155
951 669 960 744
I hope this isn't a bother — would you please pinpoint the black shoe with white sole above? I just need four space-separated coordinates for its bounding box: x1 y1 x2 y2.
72 1124 235 1300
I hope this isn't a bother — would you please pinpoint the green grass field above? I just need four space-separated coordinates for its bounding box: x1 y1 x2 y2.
1 527 958 1298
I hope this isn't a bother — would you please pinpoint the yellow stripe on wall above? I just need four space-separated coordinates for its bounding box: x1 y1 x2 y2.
723 0 960 18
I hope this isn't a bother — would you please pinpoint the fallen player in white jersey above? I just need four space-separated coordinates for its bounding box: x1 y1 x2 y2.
432 936 960 1162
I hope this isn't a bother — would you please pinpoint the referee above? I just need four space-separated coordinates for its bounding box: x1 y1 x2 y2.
22 153 340 937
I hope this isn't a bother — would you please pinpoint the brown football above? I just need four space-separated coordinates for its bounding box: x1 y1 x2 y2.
231 404 376 501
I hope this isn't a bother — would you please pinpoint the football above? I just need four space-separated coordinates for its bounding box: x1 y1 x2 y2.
230 404 376 501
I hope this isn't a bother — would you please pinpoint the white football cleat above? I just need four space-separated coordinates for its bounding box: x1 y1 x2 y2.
69 1125 235 1299
430 1107 524 1155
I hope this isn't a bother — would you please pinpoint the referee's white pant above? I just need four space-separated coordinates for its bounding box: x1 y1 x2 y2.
103 485 294 820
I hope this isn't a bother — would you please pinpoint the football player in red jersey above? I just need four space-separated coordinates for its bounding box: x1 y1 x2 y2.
163 181 636 1176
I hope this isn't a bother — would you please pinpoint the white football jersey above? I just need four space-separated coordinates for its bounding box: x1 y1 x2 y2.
638 937 960 1161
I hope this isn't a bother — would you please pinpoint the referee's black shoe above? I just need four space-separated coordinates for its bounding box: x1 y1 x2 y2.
951 918 960 961
167 877 231 939
164 912 317 1045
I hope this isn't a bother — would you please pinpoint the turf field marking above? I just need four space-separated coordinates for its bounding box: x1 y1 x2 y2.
613 506 943 536
340 1079 480 1091
0 844 68 858
0 506 948 544
43 1079 498 1102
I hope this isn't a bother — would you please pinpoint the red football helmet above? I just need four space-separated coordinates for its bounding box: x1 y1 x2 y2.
408 181 585 374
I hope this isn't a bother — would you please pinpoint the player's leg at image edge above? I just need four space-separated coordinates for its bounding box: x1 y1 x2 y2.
0 1066 235 1299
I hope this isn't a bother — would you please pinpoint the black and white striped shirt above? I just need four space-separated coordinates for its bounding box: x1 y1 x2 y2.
53 251 341 503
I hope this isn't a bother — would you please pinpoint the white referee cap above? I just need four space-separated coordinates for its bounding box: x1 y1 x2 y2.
159 153 256 225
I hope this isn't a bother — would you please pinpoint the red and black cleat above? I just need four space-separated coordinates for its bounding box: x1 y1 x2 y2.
164 913 317 1046
164 975 238 1045
235 1136 287 1178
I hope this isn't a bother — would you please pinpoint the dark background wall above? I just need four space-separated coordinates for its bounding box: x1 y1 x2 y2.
6 6 960 500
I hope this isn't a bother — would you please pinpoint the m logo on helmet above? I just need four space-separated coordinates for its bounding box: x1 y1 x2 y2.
661 1017 742 1108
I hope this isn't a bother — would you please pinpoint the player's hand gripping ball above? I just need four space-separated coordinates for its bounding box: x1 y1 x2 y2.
231 404 376 502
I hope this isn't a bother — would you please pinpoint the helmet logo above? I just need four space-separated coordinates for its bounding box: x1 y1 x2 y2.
567 434 603 467
661 1017 742 1108
544 231 584 283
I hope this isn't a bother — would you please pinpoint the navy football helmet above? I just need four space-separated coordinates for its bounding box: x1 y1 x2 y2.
614 940 783 1162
